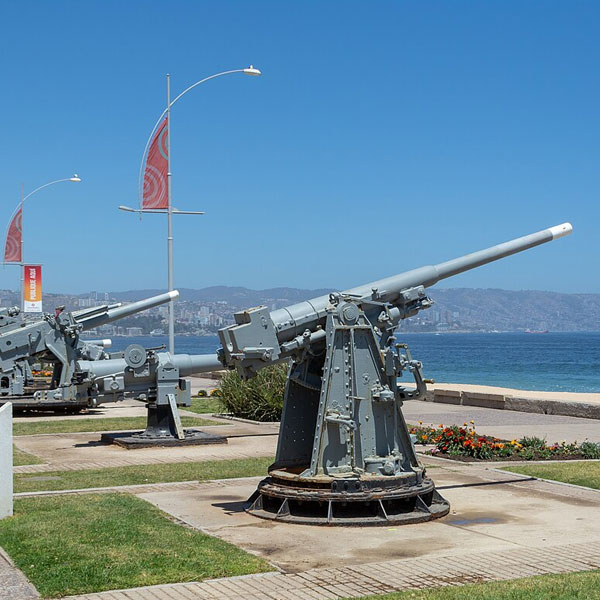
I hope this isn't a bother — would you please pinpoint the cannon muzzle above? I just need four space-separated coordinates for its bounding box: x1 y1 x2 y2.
269 223 572 341
77 290 179 331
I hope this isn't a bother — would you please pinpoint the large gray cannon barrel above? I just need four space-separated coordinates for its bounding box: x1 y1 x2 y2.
270 223 572 341
77 290 179 331
76 351 223 381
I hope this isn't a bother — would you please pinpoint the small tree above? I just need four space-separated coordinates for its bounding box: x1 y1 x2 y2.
218 363 288 422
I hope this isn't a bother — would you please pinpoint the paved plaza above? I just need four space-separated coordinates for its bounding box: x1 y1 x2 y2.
61 462 600 600
6 395 600 599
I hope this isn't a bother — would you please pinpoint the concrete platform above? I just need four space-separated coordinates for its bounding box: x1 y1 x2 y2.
136 463 600 573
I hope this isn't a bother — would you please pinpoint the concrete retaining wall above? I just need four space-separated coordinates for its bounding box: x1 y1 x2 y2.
0 403 12 518
420 387 600 420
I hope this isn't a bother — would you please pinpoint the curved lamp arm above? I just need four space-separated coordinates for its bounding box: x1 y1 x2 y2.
22 175 81 204
137 66 261 207
4 174 81 264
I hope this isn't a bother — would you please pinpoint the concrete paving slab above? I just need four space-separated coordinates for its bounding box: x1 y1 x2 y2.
65 538 600 600
136 465 600 574
13 430 277 472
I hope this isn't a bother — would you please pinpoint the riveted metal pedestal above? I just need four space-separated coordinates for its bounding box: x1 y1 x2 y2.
246 468 449 526
100 404 227 449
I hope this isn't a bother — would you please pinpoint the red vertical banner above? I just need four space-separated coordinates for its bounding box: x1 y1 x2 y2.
142 117 169 209
4 206 22 263
23 265 42 312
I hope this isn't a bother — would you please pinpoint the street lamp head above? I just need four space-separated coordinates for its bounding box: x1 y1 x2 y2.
70 174 82 182
243 65 262 76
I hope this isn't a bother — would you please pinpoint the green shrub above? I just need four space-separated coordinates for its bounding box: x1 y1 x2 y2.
519 436 547 449
581 441 600 459
218 363 287 422
196 389 208 397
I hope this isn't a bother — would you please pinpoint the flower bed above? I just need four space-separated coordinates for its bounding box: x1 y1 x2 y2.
410 421 600 462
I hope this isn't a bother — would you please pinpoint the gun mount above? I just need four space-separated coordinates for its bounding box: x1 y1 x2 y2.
212 223 572 525
0 290 178 410
77 347 225 447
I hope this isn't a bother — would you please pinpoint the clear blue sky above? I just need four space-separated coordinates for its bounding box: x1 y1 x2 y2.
1 1 598 295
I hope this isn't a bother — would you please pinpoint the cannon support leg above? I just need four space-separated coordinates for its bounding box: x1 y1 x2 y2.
246 297 449 525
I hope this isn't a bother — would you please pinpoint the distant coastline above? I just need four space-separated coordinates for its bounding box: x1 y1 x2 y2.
3 286 599 333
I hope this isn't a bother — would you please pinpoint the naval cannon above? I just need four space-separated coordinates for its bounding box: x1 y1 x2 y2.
74 223 572 521
215 222 572 525
0 290 177 410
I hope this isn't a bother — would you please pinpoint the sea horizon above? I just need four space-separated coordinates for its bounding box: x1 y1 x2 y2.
106 331 600 394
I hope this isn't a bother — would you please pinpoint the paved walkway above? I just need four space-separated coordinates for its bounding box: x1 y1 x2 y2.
66 539 600 599
0 546 38 599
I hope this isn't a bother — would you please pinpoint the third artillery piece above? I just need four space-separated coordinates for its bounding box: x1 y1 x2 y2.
0 290 177 411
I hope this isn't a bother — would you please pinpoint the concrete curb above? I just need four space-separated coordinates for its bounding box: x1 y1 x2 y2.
421 386 600 420
14 476 264 498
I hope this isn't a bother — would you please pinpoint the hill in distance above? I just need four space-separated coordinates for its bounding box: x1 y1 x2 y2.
104 286 600 332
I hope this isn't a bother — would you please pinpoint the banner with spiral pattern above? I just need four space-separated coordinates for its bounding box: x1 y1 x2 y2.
4 206 22 263
142 117 169 209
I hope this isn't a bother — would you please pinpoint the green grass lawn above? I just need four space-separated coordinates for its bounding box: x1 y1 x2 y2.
0 494 272 598
187 396 224 414
349 570 600 599
13 445 44 466
14 456 273 493
503 461 600 490
13 415 219 436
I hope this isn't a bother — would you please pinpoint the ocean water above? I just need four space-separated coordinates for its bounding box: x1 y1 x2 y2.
109 332 600 393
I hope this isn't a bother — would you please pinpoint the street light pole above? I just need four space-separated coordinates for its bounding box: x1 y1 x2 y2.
121 66 261 355
3 175 81 310
166 73 175 354
19 183 24 309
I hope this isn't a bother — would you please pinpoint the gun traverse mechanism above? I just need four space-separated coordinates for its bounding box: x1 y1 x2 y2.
73 223 572 520
0 290 178 410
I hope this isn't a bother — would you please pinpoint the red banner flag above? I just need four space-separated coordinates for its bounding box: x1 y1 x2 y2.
142 117 169 209
4 206 22 263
